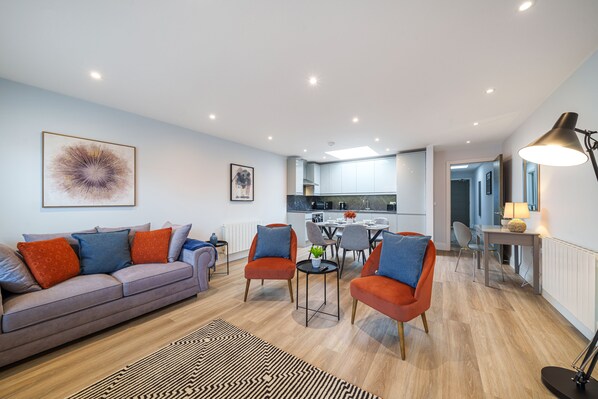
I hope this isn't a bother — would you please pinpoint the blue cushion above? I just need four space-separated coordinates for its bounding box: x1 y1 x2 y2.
72 230 132 275
377 232 431 288
253 225 291 260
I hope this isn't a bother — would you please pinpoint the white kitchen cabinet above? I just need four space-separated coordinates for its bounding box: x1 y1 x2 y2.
329 163 342 193
355 160 375 192
319 164 331 194
396 151 425 214
313 163 320 195
286 157 304 195
341 162 356 193
374 158 397 193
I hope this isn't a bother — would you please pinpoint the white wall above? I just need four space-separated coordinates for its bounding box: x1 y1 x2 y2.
433 142 502 250
502 51 598 283
0 79 287 250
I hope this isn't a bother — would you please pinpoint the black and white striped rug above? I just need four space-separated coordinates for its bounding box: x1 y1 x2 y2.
69 319 379 399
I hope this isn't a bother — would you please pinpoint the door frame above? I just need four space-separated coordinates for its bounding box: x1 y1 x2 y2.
445 157 494 251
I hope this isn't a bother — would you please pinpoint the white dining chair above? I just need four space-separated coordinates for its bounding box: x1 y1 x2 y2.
453 221 504 281
373 217 389 246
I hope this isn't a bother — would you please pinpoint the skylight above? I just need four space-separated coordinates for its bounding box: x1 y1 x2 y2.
325 146 379 160
450 164 469 170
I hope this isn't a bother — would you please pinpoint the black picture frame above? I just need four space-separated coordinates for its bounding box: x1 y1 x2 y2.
486 171 492 195
230 163 254 201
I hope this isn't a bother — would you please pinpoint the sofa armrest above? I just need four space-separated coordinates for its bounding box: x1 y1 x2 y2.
180 246 216 292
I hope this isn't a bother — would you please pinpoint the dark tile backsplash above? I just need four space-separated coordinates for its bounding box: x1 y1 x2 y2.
287 195 396 211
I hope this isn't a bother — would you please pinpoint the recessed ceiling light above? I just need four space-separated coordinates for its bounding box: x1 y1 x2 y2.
473 122 479 126
89 71 102 80
485 88 495 94
323 156 327 159
352 117 359 123
267 136 273 140
308 76 318 86
519 1 534 12
303 149 307 152
451 164 469 170
374 138 380 142
385 148 390 152
466 140 471 144
325 146 378 160
209 114 216 120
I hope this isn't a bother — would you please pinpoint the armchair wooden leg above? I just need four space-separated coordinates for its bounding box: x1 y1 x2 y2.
351 298 358 324
397 321 406 360
261 279 264 285
421 312 429 333
244 279 251 302
287 279 294 303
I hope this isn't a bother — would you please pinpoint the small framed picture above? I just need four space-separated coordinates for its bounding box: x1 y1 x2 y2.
230 164 254 201
486 171 492 195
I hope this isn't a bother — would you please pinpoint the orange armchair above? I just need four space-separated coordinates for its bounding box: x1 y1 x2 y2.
244 224 298 303
350 232 436 360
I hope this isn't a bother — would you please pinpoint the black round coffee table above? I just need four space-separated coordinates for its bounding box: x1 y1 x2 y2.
295 259 340 327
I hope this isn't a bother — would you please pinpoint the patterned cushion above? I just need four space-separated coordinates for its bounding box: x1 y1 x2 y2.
162 221 192 262
71 230 132 274
16 238 80 289
0 243 41 293
131 228 172 264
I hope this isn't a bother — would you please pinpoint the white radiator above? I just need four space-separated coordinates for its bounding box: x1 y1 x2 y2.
221 221 260 254
542 237 598 338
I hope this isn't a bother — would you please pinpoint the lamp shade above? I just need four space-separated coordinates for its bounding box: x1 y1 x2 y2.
504 202 530 219
518 112 588 166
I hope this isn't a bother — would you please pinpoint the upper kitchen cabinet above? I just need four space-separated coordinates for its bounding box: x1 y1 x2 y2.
374 158 396 193
355 160 375 192
287 157 304 195
319 156 396 195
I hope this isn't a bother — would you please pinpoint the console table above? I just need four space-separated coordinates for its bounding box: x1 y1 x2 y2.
476 225 541 294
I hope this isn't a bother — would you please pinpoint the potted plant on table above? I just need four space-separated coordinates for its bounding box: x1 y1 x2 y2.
309 246 324 269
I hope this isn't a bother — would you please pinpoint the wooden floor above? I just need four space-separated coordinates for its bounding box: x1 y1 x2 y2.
0 248 589 398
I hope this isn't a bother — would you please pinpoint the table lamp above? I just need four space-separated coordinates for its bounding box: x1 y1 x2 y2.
519 112 598 398
503 202 529 233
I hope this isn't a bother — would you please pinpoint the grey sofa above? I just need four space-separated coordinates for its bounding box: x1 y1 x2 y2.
0 245 215 367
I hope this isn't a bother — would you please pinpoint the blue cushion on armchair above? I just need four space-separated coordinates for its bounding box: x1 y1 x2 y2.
377 232 431 288
253 225 291 260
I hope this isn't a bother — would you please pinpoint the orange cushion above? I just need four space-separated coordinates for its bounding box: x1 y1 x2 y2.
245 257 296 280
131 228 172 264
17 238 80 289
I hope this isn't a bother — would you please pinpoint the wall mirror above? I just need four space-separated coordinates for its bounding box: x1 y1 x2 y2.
522 160 540 211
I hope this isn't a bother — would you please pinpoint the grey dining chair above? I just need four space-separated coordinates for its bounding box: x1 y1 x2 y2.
373 217 389 246
453 221 504 282
306 221 337 259
338 224 370 277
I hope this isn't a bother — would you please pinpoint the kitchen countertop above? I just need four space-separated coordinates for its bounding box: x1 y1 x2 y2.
287 209 396 214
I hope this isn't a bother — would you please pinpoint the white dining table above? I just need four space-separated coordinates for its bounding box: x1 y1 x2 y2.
315 221 390 251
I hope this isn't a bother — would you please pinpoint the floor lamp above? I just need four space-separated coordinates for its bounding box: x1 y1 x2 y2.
519 112 598 398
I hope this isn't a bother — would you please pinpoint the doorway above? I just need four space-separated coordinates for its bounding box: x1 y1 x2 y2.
451 179 470 226
448 157 503 250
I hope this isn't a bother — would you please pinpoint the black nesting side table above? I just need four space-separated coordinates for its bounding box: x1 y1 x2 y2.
295 259 340 327
208 240 229 281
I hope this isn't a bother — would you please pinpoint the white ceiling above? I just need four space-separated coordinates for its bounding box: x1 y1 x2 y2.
1 1 598 161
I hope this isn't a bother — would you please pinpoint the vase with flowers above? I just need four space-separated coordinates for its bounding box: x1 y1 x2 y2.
344 210 357 223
